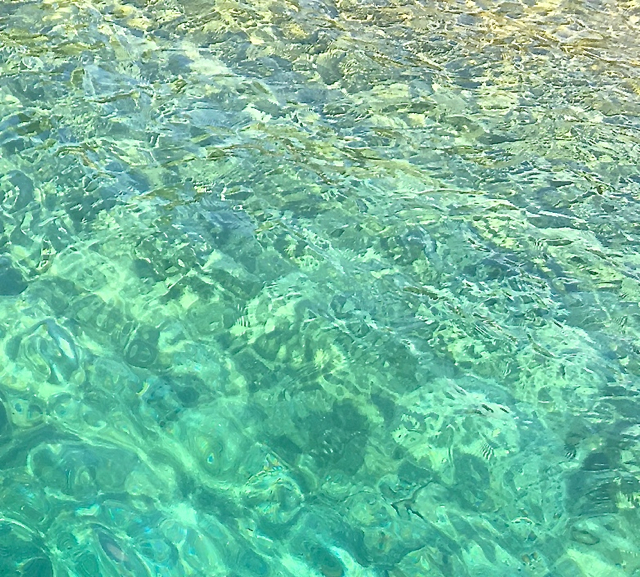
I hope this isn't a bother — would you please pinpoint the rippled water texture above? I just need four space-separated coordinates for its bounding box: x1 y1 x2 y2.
2 0 640 575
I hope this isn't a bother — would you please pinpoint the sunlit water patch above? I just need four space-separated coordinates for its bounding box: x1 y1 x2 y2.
2 0 640 575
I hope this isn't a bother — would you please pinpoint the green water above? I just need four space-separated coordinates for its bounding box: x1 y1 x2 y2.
1 0 640 575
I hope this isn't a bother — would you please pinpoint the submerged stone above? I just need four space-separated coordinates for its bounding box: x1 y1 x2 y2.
0 397 10 438
0 257 27 295
20 557 53 577
5 170 34 210
307 546 344 577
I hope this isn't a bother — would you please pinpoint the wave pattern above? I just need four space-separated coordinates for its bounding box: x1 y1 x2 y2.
1 0 640 576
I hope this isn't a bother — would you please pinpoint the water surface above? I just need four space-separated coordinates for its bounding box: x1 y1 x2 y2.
1 0 640 575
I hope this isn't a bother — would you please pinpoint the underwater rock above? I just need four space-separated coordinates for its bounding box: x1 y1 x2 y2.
370 392 396 424
0 520 51 577
565 450 622 516
288 510 369 574
571 526 600 545
132 257 161 281
451 452 491 509
140 376 185 428
306 400 369 474
304 545 345 577
379 460 433 504
28 277 77 314
20 557 53 577
95 527 153 576
171 523 227 575
40 319 80 384
74 552 100 577
0 395 11 438
343 487 434 566
65 190 106 225
28 442 138 499
71 293 130 348
229 546 270 577
42 219 74 252
85 357 140 397
0 425 77 469
137 535 180 573
181 407 250 480
566 471 618 517
1 170 34 211
0 256 27 295
243 466 304 534
191 486 242 523
581 451 614 472
173 379 202 407
10 319 80 385
124 325 160 368
267 434 303 463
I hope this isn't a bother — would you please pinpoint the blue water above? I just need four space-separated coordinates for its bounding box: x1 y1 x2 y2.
1 0 640 575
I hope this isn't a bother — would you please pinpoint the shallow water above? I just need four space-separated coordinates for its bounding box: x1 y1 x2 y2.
1 0 640 575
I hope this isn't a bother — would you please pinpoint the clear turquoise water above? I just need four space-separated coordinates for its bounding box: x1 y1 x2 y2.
2 0 640 575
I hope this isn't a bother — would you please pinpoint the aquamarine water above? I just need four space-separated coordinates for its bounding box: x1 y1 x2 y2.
1 0 640 575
